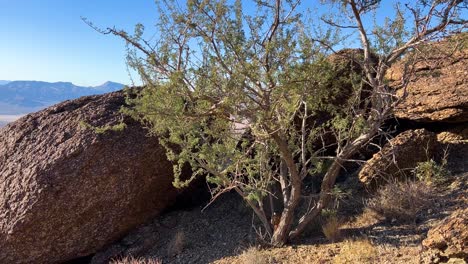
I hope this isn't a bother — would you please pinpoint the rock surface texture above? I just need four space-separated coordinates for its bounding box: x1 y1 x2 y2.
358 129 437 188
423 208 468 261
388 34 468 123
437 125 468 144
0 91 186 263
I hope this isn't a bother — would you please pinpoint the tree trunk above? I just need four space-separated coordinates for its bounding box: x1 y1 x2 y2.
271 207 295 246
288 130 376 240
288 157 343 240
269 134 303 246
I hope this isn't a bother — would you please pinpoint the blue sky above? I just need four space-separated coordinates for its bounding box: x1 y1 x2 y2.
0 1 463 86
0 0 376 86
0 0 157 86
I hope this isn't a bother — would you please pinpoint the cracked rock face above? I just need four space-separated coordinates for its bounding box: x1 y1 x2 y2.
388 34 468 123
423 208 468 261
358 129 437 188
0 91 184 263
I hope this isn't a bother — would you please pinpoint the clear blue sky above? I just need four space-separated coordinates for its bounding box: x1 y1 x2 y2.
0 0 157 86
0 1 462 87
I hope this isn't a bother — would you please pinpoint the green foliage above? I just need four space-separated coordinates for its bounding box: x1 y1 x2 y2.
414 158 449 185
321 208 338 219
79 121 127 134
105 0 466 246
331 185 350 202
122 0 365 195
371 4 409 55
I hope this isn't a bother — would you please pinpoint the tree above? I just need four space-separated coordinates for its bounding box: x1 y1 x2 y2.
89 0 466 246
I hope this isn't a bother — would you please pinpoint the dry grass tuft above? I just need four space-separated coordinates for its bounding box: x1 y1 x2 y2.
366 180 435 223
240 246 271 264
333 238 378 264
110 256 162 264
353 208 383 227
167 230 185 256
322 215 342 242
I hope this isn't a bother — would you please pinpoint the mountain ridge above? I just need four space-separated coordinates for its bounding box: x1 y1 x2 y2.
0 80 125 115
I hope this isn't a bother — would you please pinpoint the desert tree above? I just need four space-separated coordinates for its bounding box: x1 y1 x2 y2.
87 0 466 246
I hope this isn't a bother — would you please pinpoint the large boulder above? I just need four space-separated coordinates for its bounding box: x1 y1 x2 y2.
388 33 468 123
327 48 378 106
423 208 468 261
358 129 437 188
328 48 378 72
0 91 193 263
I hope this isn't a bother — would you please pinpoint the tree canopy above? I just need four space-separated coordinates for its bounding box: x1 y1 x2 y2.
93 0 467 245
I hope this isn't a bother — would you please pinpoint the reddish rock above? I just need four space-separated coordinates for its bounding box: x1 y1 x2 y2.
388 34 468 123
0 91 193 263
423 208 468 260
358 129 437 188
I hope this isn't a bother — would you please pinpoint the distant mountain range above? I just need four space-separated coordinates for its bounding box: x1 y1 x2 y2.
0 80 125 115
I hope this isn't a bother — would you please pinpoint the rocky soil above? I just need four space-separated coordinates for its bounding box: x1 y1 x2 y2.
93 172 467 264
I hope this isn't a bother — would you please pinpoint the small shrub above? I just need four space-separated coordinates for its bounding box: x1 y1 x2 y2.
240 247 270 264
366 180 434 223
333 239 378 264
321 208 338 219
110 256 162 264
322 215 342 242
414 159 449 185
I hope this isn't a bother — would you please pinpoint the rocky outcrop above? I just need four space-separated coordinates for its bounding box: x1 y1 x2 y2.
423 208 468 261
327 48 378 107
388 33 468 123
436 126 468 175
0 91 196 263
328 48 378 72
358 129 437 188
437 125 468 144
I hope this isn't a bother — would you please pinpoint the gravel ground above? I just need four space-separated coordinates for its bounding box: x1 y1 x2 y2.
91 173 467 264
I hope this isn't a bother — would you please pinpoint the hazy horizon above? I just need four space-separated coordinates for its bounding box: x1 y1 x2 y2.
0 79 127 87
0 114 24 127
0 80 126 125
